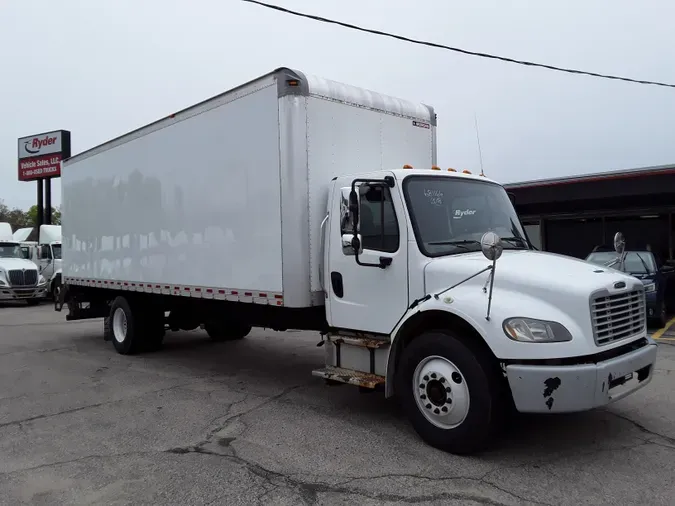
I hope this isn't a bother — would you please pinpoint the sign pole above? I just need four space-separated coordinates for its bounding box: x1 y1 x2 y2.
37 179 44 229
45 177 52 225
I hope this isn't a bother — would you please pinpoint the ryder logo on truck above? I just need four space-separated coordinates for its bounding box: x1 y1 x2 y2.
453 209 477 219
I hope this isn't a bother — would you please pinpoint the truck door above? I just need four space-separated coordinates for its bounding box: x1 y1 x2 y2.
39 244 53 279
326 176 409 335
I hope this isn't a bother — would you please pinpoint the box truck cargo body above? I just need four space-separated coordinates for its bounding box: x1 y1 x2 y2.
58 68 657 455
61 68 436 309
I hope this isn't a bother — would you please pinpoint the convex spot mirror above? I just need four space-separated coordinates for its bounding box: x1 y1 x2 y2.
481 231 503 261
613 232 626 255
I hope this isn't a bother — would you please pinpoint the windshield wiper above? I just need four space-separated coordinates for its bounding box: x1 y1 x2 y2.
500 236 528 248
634 252 651 273
427 239 480 251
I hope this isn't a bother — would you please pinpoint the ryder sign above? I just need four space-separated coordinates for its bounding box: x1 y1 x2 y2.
18 130 71 181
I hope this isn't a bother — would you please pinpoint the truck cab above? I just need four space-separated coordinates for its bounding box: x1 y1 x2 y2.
318 166 656 453
0 224 48 304
13 225 63 300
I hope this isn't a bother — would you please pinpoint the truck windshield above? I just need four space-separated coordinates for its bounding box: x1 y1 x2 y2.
403 176 529 257
52 244 62 260
0 243 24 259
586 251 656 274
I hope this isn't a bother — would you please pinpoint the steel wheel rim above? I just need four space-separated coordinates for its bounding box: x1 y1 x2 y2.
112 308 128 344
412 355 470 429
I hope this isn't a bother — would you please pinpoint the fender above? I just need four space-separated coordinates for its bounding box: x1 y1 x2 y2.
49 269 63 297
50 268 62 285
384 295 492 398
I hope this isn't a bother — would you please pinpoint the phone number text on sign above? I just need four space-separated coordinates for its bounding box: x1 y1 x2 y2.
18 154 62 181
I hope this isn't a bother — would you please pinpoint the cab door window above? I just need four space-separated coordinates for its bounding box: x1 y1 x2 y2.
358 185 400 253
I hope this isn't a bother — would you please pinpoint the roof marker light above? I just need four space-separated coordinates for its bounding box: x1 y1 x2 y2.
448 168 456 172
403 164 413 169
431 165 441 171
462 169 472 174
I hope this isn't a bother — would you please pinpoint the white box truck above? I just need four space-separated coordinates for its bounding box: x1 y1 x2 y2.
57 68 657 454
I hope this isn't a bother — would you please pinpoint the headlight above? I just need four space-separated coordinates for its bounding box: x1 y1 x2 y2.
38 275 46 285
503 317 573 343
643 282 656 293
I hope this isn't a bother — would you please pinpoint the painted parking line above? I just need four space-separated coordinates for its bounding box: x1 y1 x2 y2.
652 315 675 340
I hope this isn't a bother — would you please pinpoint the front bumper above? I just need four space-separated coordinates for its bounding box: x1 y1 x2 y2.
0 284 48 301
506 339 658 413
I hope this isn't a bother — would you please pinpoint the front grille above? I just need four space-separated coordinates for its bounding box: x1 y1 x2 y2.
591 288 645 346
8 269 38 287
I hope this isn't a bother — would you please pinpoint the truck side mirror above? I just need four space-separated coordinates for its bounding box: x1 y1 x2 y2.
348 189 359 225
340 187 363 256
341 233 363 256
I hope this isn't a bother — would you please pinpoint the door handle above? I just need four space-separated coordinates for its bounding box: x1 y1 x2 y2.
378 257 393 269
331 271 344 298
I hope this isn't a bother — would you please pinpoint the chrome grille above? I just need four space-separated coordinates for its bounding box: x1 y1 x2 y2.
591 288 645 346
8 269 38 287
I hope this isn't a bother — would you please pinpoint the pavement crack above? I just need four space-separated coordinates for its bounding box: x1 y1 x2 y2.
0 451 156 476
164 446 543 505
0 346 74 357
603 410 675 445
0 382 193 430
334 473 552 506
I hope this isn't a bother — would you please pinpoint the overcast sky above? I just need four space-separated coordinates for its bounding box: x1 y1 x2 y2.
2 0 674 210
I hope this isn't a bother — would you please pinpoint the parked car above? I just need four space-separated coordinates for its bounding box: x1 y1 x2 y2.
586 246 675 327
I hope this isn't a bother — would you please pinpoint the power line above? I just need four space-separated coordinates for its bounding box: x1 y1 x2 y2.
242 0 675 89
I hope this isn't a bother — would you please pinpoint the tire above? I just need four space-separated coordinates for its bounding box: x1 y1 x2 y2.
103 316 113 341
395 330 504 455
51 278 62 302
109 297 143 355
204 321 251 341
653 302 667 329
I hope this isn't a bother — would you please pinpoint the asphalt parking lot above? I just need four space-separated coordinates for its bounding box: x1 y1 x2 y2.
1 303 674 506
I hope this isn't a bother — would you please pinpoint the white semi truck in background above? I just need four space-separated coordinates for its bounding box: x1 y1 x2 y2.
56 68 657 454
0 222 47 304
14 224 63 300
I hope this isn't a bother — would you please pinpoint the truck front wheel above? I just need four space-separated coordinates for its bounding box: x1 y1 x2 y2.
395 330 503 455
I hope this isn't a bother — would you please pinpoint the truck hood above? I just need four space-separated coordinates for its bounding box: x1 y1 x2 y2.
424 250 641 298
0 258 39 271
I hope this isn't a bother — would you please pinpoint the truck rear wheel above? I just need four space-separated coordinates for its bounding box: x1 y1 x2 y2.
395 330 502 455
110 297 143 355
204 321 251 341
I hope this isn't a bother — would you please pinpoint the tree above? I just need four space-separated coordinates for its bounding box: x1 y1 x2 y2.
0 200 61 230
26 205 62 226
0 199 30 229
